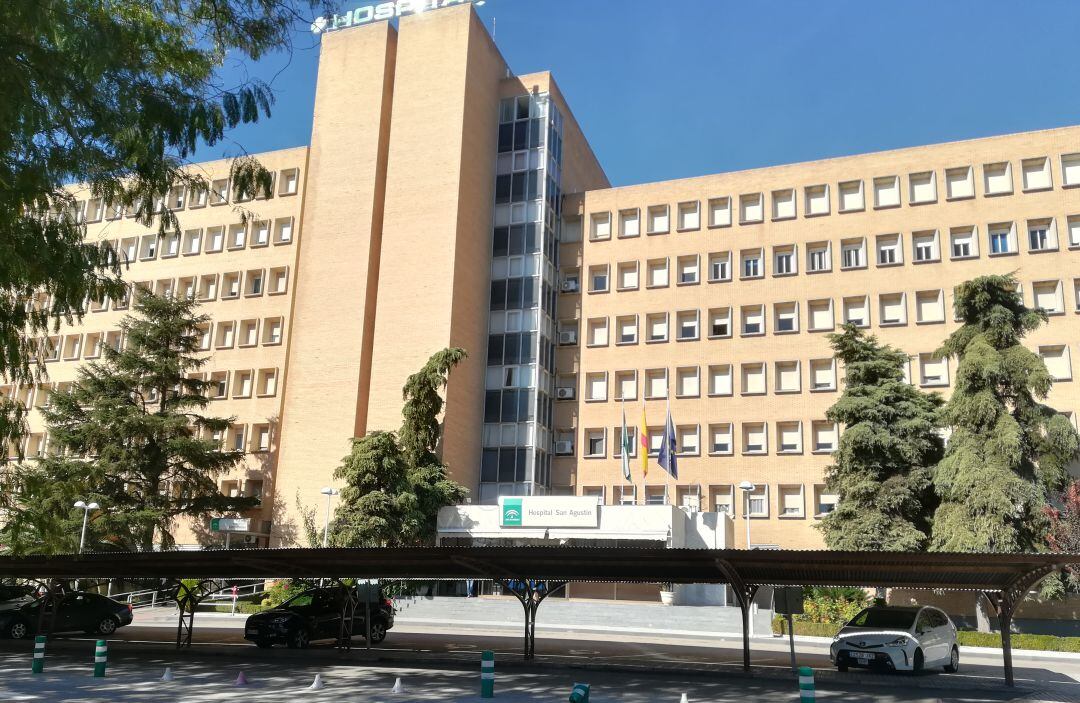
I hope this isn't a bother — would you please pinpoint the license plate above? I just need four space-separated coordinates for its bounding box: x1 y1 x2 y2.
245 628 257 635
851 652 873 661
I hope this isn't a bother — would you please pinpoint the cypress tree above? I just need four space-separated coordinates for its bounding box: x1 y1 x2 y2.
817 324 944 551
931 274 1079 552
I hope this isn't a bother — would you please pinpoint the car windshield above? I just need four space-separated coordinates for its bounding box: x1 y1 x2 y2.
847 608 917 629
281 591 316 608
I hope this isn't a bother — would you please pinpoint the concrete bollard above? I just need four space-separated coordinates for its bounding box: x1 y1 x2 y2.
798 665 815 702
480 650 494 698
31 635 46 674
569 682 590 703
93 640 107 677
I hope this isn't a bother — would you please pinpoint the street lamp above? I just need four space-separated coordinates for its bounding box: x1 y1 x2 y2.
319 487 339 548
737 481 755 550
73 500 100 554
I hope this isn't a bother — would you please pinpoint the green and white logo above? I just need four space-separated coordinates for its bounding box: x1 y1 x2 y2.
501 498 523 526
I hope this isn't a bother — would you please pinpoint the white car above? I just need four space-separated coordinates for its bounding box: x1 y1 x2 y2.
830 605 959 673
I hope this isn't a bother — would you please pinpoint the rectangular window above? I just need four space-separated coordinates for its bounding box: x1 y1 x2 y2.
741 305 764 336
983 162 1013 195
1069 215 1080 249
1040 345 1072 381
588 265 609 293
812 421 838 452
771 189 796 220
645 369 668 399
708 308 731 338
677 255 699 285
741 249 763 279
778 484 804 517
807 299 834 331
616 261 638 290
945 165 975 199
950 226 978 259
677 201 700 230
590 212 611 240
708 365 733 396
616 315 638 344
646 313 669 343
708 252 732 282
912 230 939 262
841 239 865 269
709 425 733 455
915 289 945 323
274 217 294 245
804 184 830 216
615 370 637 401
647 205 670 234
585 373 607 402
646 258 669 287
279 168 300 195
842 296 869 327
676 310 699 341
586 317 608 347
807 243 830 272
1033 280 1064 314
741 362 766 395
876 234 901 266
773 245 796 275
1027 218 1057 252
873 175 901 208
739 193 764 223
1021 157 1052 191
775 360 801 393
585 429 606 458
989 223 1014 255
879 292 906 325
814 484 839 517
742 423 767 454
838 180 864 212
675 367 700 398
619 209 640 237
708 197 732 227
919 353 949 387
250 220 270 247
908 171 937 204
774 302 798 333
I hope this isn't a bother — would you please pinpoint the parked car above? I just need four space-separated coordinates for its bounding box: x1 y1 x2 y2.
243 586 395 649
0 592 133 639
0 585 36 613
830 605 959 673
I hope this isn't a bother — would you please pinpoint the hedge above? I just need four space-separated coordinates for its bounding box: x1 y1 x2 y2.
771 617 1080 652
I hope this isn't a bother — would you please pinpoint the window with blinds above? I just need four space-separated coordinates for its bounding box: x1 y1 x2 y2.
741 363 766 395
776 361 800 393
779 485 804 517
709 365 733 396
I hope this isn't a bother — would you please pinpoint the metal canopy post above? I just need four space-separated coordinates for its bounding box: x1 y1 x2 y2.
716 560 757 672
171 579 217 649
980 563 1059 688
498 579 566 659
335 579 358 651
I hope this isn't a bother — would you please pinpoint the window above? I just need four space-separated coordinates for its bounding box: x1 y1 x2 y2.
709 425 734 455
279 168 300 195
879 292 907 325
232 371 253 398
739 193 763 223
873 175 900 208
154 278 174 298
912 230 939 262
615 484 637 506
1033 280 1064 314
842 296 869 327
708 252 732 282
644 485 667 505
269 267 289 295
945 165 975 199
1075 279 1080 312
741 305 764 336
619 209 640 237
274 217 294 245
162 233 180 258
644 368 668 399
1063 153 1080 188
807 242 831 272
983 161 1013 196
741 362 766 395
774 302 799 333
585 429 605 457
263 318 283 345
1027 218 1057 252
778 485 804 517
646 258 669 287
708 364 733 396
221 272 241 299
908 171 937 204
178 276 197 301
919 353 949 387
560 269 580 294
771 189 796 220
251 220 271 247
814 485 839 517
120 237 137 264
677 255 699 284
205 226 225 253
1021 157 1052 191
915 290 945 323
989 222 1015 255
588 265 609 293
245 269 264 296
804 184 829 216
615 261 638 290
876 234 902 266
742 423 767 455
1070 215 1080 249
840 238 865 269
586 318 608 347
812 421 838 452
773 245 797 275
675 367 700 397
708 197 732 227
677 201 700 230
807 299 834 332
775 360 801 393
585 372 607 402
950 226 978 259
139 234 158 260
740 249 763 279
215 321 235 349
646 313 668 343
676 310 699 340
616 315 638 344
615 370 637 401
1040 345 1072 381
228 224 246 250
257 369 278 396
677 425 699 455
708 307 731 338
647 205 670 234
590 212 611 240
209 371 228 399
838 180 864 212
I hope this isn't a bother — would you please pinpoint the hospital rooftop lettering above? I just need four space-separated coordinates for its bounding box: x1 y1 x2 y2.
311 0 486 34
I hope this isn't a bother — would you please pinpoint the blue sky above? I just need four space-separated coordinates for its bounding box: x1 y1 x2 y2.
213 0 1080 187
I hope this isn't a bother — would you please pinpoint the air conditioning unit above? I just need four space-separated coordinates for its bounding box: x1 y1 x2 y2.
554 441 573 455
560 279 579 293
556 387 575 400
558 330 577 345
243 534 257 544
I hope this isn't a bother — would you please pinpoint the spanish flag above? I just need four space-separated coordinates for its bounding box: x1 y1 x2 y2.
639 401 649 477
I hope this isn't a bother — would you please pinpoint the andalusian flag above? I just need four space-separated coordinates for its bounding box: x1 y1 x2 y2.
639 401 649 477
620 404 632 481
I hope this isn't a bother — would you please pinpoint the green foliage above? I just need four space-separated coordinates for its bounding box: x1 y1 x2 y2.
794 587 869 625
0 0 321 448
0 292 254 553
931 275 1080 552
770 619 1080 652
817 324 944 551
295 492 321 548
261 579 304 608
332 348 469 547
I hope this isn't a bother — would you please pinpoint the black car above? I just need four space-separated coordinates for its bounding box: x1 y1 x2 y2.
0 592 133 639
244 586 395 649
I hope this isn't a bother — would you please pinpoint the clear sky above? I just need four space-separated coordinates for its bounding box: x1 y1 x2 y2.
212 0 1080 188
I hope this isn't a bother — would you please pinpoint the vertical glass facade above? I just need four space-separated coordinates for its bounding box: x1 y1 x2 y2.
478 93 564 503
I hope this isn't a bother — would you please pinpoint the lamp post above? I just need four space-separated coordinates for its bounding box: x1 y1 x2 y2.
737 481 755 550
320 487 339 548
74 500 100 554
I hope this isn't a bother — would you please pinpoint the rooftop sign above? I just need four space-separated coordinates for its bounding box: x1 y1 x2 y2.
311 0 486 34
498 496 600 528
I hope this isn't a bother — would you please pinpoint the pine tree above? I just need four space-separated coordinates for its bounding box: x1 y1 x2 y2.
0 291 256 553
931 274 1079 552
332 348 469 547
817 324 944 550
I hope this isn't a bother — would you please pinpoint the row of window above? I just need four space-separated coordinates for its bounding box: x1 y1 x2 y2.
585 154 1080 237
68 167 302 224
103 217 296 266
569 216 1080 294
577 482 838 520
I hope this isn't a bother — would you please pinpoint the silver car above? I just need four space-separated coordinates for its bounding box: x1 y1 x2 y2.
830 605 959 673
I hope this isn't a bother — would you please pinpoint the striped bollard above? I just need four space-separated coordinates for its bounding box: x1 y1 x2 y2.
569 682 590 703
480 650 494 698
31 635 46 674
798 665 815 702
93 640 107 677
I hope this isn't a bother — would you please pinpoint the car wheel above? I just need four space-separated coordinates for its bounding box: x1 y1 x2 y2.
287 629 310 649
8 620 28 640
913 648 924 672
255 639 273 649
367 620 387 644
943 646 959 673
837 662 848 672
96 617 118 635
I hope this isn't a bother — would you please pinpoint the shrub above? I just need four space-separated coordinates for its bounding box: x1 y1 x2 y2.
771 619 1080 653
